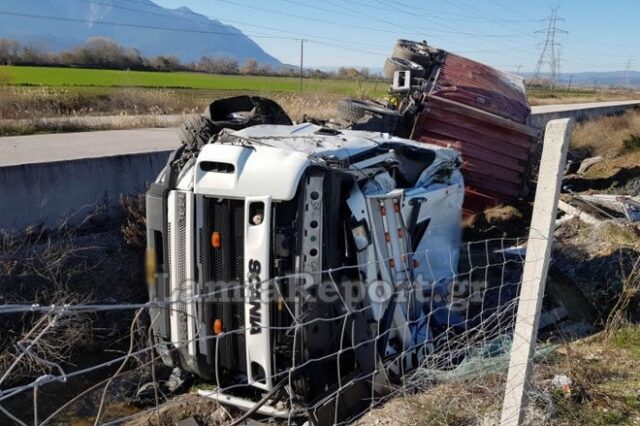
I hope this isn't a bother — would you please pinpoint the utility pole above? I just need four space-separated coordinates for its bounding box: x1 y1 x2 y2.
516 64 523 75
299 39 305 93
568 75 573 91
624 59 633 89
533 7 567 87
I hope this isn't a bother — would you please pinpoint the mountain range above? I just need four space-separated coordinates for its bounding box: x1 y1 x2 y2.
0 0 281 65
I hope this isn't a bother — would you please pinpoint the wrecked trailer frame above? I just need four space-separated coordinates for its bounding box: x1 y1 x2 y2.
341 40 540 216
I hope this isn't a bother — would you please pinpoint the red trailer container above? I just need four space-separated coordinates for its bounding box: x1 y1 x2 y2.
409 53 540 216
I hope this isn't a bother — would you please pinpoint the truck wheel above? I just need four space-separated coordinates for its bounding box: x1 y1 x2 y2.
392 39 433 69
178 115 218 150
383 57 426 79
337 98 366 121
337 98 399 122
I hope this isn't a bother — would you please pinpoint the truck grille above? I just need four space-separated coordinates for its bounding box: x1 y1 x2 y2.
209 199 246 376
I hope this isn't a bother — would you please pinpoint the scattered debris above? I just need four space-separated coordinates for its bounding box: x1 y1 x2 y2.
574 193 640 222
551 374 572 397
622 197 640 221
558 199 602 225
576 156 604 175
175 416 200 426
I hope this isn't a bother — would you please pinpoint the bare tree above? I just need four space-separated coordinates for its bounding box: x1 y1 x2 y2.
196 56 239 74
69 37 147 69
150 55 181 71
0 38 20 65
20 44 50 65
239 58 259 75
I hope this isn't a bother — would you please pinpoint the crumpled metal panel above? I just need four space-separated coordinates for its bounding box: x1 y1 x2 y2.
430 53 532 125
411 53 538 214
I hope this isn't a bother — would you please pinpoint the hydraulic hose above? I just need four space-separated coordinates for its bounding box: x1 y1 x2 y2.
228 377 289 426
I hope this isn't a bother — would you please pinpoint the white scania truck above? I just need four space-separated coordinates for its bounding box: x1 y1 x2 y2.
145 95 465 423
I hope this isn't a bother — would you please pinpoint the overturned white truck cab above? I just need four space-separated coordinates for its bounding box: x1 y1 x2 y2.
145 97 464 423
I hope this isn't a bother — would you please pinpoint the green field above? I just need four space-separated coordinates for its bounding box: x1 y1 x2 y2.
0 65 384 96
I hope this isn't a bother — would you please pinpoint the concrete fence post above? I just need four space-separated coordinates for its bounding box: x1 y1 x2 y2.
500 118 574 426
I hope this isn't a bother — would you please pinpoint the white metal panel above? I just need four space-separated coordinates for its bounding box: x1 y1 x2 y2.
166 190 197 356
194 144 308 201
243 195 273 390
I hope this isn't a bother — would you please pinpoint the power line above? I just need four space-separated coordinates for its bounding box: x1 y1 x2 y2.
108 0 540 66
334 0 536 38
625 59 634 88
217 0 531 41
93 0 390 56
81 0 210 25
0 7 389 75
214 17 389 52
109 0 390 57
0 9 298 40
438 0 543 41
295 0 524 38
367 0 540 55
215 0 423 37
488 0 543 22
533 7 568 84
360 0 539 24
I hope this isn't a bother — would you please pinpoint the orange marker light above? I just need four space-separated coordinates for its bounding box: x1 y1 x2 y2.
213 319 223 335
211 231 221 249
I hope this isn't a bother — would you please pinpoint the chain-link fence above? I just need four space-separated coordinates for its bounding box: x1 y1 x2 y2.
0 119 592 426
0 233 563 425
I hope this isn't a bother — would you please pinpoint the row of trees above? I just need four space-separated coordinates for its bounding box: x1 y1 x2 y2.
0 37 375 79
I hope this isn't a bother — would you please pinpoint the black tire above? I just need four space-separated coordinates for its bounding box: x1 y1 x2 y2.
178 115 218 150
337 98 365 122
204 95 292 129
337 98 400 122
383 57 425 79
392 39 434 69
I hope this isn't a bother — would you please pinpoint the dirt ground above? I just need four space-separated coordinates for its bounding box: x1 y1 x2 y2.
123 393 230 426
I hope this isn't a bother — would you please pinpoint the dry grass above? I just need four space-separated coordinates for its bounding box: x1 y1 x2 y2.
10 82 638 137
0 86 203 119
357 326 640 426
571 109 640 157
527 87 640 106
0 114 185 136
273 92 341 121
0 86 343 134
120 194 147 250
0 223 97 385
0 86 342 121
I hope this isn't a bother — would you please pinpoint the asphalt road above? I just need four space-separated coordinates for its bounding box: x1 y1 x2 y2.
0 128 180 167
1 101 638 167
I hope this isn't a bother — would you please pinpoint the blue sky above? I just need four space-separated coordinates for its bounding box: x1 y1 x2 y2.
154 0 638 73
